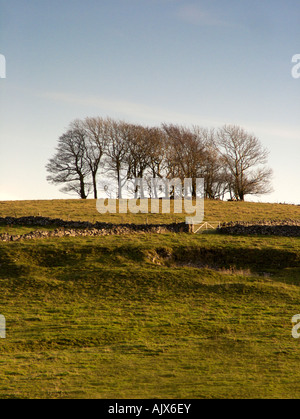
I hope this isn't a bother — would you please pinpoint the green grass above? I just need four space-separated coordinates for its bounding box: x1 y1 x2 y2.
1 230 300 399
0 225 56 236
0 198 299 224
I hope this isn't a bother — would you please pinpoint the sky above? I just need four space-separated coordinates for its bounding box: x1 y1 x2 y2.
0 0 299 204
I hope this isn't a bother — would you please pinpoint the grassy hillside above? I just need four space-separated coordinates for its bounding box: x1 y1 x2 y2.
0 198 299 224
0 199 300 399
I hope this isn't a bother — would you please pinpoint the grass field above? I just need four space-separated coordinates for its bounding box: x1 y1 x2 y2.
0 199 300 399
0 198 300 224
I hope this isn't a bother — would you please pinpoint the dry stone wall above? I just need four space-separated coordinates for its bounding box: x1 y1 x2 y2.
0 216 189 242
217 219 300 237
1 216 300 241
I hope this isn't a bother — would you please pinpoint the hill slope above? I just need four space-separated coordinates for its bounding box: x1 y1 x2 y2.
0 200 300 399
0 198 299 224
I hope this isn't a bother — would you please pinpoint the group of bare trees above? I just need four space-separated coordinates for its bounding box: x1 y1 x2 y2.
46 117 273 201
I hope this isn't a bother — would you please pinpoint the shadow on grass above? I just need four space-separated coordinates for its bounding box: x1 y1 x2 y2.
172 246 300 273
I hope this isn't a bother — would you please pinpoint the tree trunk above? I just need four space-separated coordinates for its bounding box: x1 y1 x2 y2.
92 172 98 199
79 175 87 199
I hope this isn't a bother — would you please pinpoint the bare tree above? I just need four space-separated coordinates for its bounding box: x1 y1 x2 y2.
46 128 90 199
217 125 273 201
162 124 207 197
200 129 229 199
143 126 167 198
147 127 166 180
46 117 274 203
126 125 151 176
104 119 131 198
125 124 166 198
71 117 108 199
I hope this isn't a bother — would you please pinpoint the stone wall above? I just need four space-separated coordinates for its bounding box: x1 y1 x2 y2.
1 216 300 241
0 216 189 242
217 219 300 237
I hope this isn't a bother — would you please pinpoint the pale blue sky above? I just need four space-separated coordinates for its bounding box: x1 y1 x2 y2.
0 0 299 203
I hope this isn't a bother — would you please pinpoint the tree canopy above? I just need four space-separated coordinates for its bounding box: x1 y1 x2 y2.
46 117 273 201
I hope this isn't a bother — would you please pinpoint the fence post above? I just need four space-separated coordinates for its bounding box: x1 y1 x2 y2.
189 224 194 233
